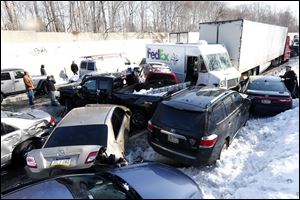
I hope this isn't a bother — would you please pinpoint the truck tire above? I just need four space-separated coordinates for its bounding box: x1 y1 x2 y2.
12 140 36 166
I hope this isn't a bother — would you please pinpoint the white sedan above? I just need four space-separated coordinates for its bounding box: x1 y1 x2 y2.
1 110 55 168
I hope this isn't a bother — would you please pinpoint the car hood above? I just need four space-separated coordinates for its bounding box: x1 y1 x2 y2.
1 117 47 130
1 109 51 122
110 162 202 199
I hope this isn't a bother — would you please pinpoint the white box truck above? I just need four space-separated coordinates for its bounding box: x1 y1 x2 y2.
145 42 241 89
199 19 288 78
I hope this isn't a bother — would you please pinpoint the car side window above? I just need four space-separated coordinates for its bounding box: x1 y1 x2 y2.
1 123 17 136
14 71 24 79
231 92 242 108
111 108 125 139
1 72 11 81
223 96 236 115
82 79 96 92
209 103 226 131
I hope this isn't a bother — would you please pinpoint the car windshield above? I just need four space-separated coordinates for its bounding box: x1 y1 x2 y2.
152 104 205 132
44 125 108 148
205 53 232 71
247 80 288 92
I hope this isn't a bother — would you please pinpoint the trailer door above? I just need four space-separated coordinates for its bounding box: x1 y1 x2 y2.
218 21 243 69
199 24 218 43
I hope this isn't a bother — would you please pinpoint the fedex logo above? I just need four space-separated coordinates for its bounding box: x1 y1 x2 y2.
147 48 169 61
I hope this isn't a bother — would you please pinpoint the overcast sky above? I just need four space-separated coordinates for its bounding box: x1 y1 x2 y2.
225 1 299 18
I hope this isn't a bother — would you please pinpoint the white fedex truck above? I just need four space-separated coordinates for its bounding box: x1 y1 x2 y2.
199 19 288 78
145 42 241 89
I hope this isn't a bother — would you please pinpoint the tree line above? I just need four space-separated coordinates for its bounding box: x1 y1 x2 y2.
1 1 299 33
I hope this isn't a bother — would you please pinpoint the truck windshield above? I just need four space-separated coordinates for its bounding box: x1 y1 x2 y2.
205 53 232 71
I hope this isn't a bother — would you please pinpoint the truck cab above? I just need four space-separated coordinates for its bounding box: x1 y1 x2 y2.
145 43 241 89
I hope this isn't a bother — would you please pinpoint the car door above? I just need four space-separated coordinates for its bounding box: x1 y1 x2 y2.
1 72 14 94
232 92 250 128
13 70 26 92
110 108 127 157
81 78 97 104
1 122 22 166
209 102 227 142
222 96 240 138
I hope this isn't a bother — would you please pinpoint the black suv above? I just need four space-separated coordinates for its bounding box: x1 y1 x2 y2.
147 86 251 165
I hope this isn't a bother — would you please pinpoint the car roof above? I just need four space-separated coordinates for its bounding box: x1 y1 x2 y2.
58 105 116 127
1 68 24 72
163 86 231 111
249 75 282 83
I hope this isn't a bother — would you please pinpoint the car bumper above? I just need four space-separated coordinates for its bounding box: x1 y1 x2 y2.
251 103 292 115
148 138 212 166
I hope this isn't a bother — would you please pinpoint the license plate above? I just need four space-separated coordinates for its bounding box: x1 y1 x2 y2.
168 135 179 144
261 100 271 104
51 159 71 166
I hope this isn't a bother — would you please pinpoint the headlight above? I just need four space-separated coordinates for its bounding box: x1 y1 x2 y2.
219 80 226 87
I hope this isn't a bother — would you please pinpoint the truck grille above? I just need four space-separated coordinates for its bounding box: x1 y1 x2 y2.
227 78 238 88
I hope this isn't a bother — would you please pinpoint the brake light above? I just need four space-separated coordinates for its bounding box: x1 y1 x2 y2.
26 156 38 168
199 134 218 148
147 121 153 132
50 117 55 126
85 151 98 164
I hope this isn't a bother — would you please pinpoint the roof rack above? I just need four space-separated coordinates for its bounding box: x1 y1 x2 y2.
80 53 126 60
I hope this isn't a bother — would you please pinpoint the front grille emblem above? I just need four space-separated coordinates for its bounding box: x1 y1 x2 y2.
58 150 65 156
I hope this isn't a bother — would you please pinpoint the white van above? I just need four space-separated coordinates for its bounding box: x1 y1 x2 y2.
145 42 241 89
79 54 131 77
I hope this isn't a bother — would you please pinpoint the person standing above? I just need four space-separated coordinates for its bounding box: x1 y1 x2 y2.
280 65 299 98
71 61 79 75
40 64 47 75
44 75 60 106
23 71 35 105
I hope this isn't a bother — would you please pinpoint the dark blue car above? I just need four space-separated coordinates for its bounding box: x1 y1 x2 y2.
244 76 292 115
2 162 202 199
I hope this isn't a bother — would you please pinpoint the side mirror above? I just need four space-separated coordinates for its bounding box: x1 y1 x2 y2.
99 146 107 154
125 110 132 116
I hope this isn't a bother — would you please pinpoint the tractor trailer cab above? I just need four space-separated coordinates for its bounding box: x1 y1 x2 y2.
145 42 241 89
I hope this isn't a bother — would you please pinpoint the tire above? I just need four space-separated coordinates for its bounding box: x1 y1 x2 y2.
130 109 147 130
12 140 36 166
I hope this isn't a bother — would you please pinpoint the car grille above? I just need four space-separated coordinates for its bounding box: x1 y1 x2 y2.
227 78 238 88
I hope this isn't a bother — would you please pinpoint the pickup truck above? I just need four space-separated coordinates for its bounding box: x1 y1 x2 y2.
1 68 47 102
58 74 189 131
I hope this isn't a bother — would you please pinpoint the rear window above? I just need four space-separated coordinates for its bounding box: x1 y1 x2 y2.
87 62 95 70
152 104 205 132
247 81 287 92
146 73 176 84
80 61 87 69
44 125 108 148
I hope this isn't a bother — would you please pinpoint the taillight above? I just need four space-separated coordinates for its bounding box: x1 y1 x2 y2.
50 117 55 126
147 120 153 132
85 151 98 164
279 97 292 104
26 156 38 168
199 134 218 148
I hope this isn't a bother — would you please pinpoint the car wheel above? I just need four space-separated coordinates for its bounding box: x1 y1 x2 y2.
12 140 36 166
130 109 147 130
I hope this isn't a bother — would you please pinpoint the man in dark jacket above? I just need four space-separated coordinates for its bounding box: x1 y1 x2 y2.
71 61 79 75
280 66 299 98
40 65 47 75
44 75 60 106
